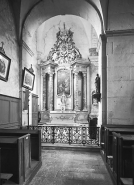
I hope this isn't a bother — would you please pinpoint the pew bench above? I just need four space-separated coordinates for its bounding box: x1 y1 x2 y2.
104 128 134 162
117 135 134 185
120 145 134 185
101 125 134 149
100 128 134 185
0 129 42 185
101 125 134 163
0 134 31 185
1 173 13 184
120 178 133 185
0 129 41 162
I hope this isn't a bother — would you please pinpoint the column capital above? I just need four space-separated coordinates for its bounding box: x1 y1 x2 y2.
41 68 45 76
48 72 54 77
82 72 87 77
73 71 79 76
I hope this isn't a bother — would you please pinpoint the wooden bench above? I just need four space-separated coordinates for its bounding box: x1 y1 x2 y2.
0 134 31 185
116 134 134 185
100 125 134 160
102 127 134 162
1 173 13 184
120 146 134 185
0 129 41 162
0 129 42 185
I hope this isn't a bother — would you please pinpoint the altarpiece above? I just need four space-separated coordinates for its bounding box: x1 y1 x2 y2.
39 23 90 124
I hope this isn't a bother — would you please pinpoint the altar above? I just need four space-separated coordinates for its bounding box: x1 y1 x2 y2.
50 111 76 124
39 24 90 125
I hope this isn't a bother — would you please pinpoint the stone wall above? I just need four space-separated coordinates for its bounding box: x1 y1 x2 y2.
108 0 134 31
107 35 134 124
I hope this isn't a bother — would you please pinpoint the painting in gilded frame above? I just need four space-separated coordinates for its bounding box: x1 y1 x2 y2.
57 69 70 96
0 52 11 82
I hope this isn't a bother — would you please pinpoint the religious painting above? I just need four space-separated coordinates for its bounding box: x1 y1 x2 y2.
57 69 70 96
0 52 11 82
22 67 35 90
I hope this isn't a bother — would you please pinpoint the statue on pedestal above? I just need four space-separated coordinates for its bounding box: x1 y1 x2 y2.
95 74 100 94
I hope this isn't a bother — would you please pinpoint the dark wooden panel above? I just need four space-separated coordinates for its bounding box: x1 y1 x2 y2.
10 100 19 123
0 99 10 124
0 94 20 129
0 134 31 184
0 148 1 185
0 129 41 161
32 94 38 126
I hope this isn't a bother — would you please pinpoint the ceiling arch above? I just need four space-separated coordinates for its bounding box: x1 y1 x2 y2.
22 0 104 44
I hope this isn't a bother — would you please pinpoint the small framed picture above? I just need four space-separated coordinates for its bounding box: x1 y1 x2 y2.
22 67 35 90
0 52 11 82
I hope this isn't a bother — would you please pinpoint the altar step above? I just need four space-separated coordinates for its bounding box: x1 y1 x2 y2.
41 143 100 152
39 122 89 127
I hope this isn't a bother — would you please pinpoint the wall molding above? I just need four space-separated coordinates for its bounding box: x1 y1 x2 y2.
22 40 34 57
105 29 134 37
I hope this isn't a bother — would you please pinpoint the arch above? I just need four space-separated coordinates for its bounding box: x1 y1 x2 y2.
22 0 104 44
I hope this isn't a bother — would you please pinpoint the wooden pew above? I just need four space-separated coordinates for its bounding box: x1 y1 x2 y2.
120 145 134 185
0 129 41 162
102 126 134 162
0 134 31 185
114 134 134 185
101 125 134 159
100 127 134 185
0 129 42 185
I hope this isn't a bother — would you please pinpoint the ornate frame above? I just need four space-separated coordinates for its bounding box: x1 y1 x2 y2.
0 52 11 82
56 67 71 97
22 67 35 90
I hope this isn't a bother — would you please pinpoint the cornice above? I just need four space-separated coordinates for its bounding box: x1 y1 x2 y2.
105 29 134 37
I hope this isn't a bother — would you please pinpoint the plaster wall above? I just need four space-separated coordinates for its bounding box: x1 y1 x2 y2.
22 30 41 126
0 0 19 98
107 35 134 124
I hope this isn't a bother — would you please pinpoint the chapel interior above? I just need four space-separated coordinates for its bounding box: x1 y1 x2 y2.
0 0 134 185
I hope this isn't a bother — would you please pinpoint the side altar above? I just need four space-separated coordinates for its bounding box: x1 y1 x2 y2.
39 24 90 125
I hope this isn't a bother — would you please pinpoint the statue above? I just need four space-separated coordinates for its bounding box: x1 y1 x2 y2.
95 74 100 93
60 92 67 111
61 92 67 105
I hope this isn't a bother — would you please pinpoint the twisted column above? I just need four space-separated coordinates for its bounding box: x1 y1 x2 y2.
83 72 87 111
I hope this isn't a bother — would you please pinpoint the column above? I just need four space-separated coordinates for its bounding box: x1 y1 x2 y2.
48 72 54 111
83 72 87 111
100 34 107 125
74 72 79 111
42 73 46 110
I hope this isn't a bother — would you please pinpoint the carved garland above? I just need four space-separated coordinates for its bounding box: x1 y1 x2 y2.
46 23 82 65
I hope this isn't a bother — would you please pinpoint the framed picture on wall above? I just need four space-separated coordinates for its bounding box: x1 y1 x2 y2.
0 52 11 82
22 67 35 90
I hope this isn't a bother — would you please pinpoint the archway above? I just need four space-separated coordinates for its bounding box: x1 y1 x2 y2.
21 0 105 126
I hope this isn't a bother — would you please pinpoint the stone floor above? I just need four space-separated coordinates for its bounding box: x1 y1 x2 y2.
28 149 114 185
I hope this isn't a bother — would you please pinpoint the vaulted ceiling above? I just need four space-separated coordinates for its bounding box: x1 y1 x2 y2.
10 0 109 41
